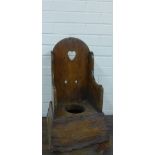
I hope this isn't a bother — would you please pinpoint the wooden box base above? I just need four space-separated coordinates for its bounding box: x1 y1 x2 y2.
51 113 109 152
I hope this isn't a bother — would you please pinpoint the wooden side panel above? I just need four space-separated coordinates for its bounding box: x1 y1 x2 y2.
47 101 53 150
51 52 58 111
88 52 104 112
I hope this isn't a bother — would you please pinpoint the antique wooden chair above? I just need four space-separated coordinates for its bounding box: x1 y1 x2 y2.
47 37 108 152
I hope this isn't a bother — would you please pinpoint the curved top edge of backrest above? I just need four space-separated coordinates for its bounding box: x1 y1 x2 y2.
52 37 91 102
52 37 90 53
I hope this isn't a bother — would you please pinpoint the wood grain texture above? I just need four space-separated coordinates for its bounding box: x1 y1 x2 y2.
52 37 90 104
47 37 109 152
43 116 113 155
51 113 108 152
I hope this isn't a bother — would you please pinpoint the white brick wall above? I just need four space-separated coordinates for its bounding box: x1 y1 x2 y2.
42 0 113 116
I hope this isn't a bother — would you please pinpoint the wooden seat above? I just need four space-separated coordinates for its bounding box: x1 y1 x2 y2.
47 37 109 152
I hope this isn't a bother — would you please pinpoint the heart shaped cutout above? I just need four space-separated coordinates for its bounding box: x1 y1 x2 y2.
68 51 76 61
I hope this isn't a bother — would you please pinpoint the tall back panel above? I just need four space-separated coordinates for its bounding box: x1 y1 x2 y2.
52 37 90 103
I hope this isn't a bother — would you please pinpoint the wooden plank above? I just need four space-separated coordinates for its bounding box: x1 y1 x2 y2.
48 113 108 152
42 115 113 155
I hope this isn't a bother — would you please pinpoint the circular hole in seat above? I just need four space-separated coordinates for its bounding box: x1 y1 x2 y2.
65 104 85 114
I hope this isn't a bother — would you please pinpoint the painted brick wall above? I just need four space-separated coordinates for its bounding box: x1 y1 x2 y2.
42 0 113 116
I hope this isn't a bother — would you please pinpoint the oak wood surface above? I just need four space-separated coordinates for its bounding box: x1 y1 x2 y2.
51 113 108 152
43 116 113 155
52 37 103 112
47 37 109 152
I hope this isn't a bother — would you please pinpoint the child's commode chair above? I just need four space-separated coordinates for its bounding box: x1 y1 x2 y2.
47 37 109 152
